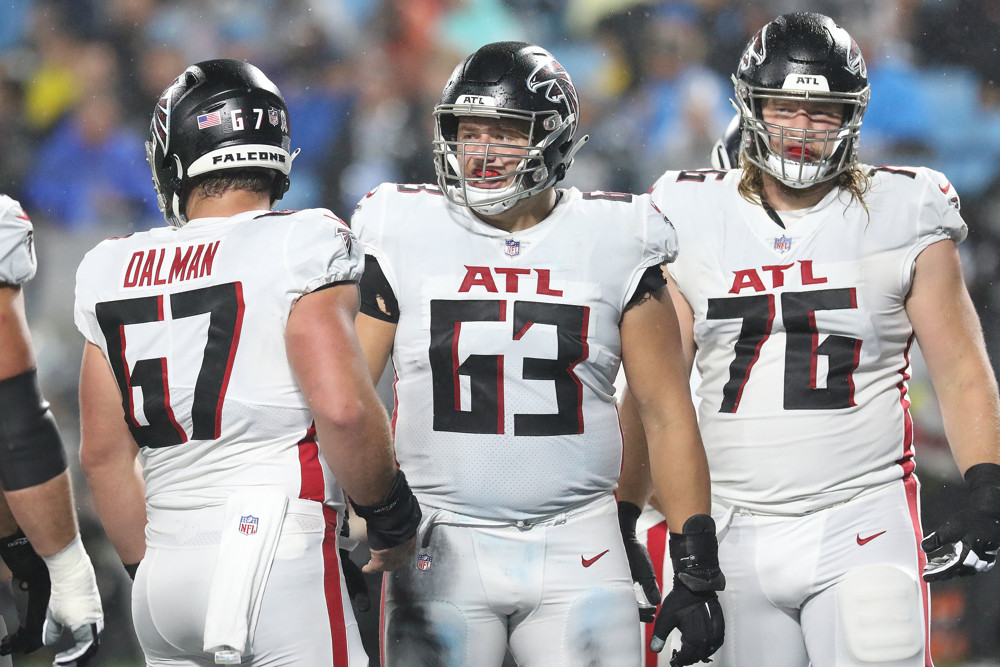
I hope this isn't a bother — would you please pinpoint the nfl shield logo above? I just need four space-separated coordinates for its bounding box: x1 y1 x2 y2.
268 108 279 126
774 235 792 253
239 515 259 536
505 239 520 256
416 553 433 571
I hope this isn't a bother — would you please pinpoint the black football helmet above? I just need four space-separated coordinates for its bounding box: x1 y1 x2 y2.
146 59 298 227
433 41 588 215
733 13 869 188
710 113 743 170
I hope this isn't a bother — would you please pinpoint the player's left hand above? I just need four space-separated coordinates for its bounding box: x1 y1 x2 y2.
43 615 102 666
922 463 1000 582
350 469 422 574
0 530 50 655
362 536 418 574
618 501 661 622
649 514 725 667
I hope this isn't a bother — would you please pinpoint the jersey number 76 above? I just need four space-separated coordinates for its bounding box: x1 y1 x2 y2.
709 287 860 412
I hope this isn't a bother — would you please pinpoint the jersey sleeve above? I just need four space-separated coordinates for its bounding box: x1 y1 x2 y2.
901 167 968 292
648 172 687 285
917 167 967 246
0 196 37 285
349 183 390 243
647 195 680 265
618 194 678 312
73 246 104 346
350 184 402 321
284 209 364 297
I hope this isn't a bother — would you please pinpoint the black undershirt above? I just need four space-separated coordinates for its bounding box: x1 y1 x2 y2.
760 198 786 229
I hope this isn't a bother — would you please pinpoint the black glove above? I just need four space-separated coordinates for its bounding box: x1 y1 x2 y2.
618 501 661 623
338 509 370 612
0 529 50 656
923 462 1000 582
650 514 725 667
340 550 371 612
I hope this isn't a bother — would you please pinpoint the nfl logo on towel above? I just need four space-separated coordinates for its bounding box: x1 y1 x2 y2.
239 515 259 536
505 239 520 256
416 553 433 571
774 235 792 253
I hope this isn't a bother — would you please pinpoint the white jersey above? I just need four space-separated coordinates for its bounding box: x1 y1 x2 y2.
352 184 676 521
0 195 36 285
74 208 363 513
650 166 966 515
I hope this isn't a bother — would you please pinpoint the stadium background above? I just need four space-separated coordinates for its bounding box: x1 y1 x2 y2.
0 0 998 664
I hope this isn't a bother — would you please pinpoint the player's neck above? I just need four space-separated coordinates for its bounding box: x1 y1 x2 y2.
473 188 559 233
185 190 273 222
762 175 836 211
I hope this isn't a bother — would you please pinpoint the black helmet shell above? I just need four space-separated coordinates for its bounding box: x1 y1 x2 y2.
433 42 588 214
146 59 295 227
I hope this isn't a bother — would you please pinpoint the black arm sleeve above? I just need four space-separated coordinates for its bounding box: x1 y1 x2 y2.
358 255 400 323
624 265 669 311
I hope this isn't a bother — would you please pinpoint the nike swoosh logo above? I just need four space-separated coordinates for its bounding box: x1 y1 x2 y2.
939 182 951 194
581 550 610 567
857 531 886 546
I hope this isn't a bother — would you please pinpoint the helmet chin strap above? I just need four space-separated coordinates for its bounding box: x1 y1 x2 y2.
465 182 530 215
170 192 186 226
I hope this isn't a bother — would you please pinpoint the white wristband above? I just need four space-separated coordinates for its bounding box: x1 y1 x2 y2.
41 534 103 626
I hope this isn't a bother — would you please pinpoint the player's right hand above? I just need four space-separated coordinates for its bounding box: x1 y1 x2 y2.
650 514 725 667
0 530 50 655
922 462 1000 582
618 501 661 622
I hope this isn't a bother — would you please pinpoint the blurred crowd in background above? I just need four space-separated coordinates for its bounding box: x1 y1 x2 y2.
1 0 999 664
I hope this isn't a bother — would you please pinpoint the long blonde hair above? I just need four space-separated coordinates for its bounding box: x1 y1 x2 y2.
737 161 873 215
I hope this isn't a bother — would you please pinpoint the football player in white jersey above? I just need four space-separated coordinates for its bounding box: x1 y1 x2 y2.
351 41 724 667
626 12 1000 666
75 59 421 665
629 112 741 667
0 196 103 665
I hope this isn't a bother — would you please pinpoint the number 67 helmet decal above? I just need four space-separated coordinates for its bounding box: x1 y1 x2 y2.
146 59 299 227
